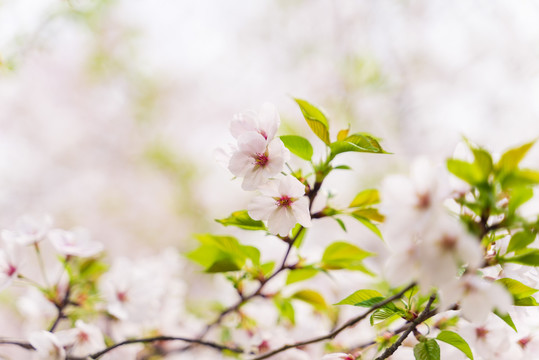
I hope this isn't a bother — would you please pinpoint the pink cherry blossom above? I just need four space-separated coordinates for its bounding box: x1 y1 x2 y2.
228 132 289 190
56 320 105 358
28 331 65 360
48 228 103 258
230 102 280 142
1 214 52 246
322 353 355 360
248 175 312 236
0 239 22 291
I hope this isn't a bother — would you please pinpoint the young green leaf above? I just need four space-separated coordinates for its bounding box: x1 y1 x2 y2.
215 210 267 231
494 310 517 332
351 208 385 223
436 331 474 360
286 268 319 285
329 133 389 160
506 231 536 253
370 307 401 325
321 241 373 273
351 214 383 239
514 296 539 306
273 296 295 325
413 339 440 360
349 189 380 208
503 248 539 266
497 140 536 173
495 278 538 300
293 98 330 145
447 159 484 185
291 289 328 310
280 135 314 161
335 289 383 306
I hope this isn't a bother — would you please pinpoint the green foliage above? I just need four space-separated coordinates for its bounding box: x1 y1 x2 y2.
503 248 539 266
273 295 296 325
186 234 260 273
496 140 536 174
320 241 373 274
280 135 314 161
329 133 389 160
350 214 383 239
413 339 440 360
494 310 517 332
436 331 474 360
291 289 328 311
293 98 331 145
349 189 380 208
506 230 536 253
336 289 383 306
496 278 539 306
215 210 267 231
286 267 319 285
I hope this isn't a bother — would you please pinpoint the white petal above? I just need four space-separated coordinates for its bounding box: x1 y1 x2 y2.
237 132 267 154
268 207 297 236
291 197 312 228
278 175 306 197
248 196 277 220
230 110 258 138
258 102 280 140
242 167 269 190
228 152 253 177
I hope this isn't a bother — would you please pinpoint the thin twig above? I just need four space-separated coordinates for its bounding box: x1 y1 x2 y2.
0 339 34 350
250 283 417 360
374 294 436 360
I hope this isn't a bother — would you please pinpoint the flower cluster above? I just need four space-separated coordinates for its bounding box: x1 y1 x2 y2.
225 103 312 236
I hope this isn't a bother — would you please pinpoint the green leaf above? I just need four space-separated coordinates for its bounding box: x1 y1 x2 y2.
291 223 307 248
497 140 536 173
502 169 539 189
286 268 319 285
215 210 267 231
494 310 517 332
413 339 440 360
508 187 534 215
436 331 474 360
349 189 380 208
273 296 295 325
293 98 330 145
514 296 539 306
503 248 539 266
351 208 385 223
260 261 275 277
333 165 352 171
291 289 328 310
337 128 349 141
321 241 373 273
335 289 382 306
206 258 242 273
334 218 347 232
280 135 314 161
470 146 493 182
507 231 536 253
370 307 401 325
351 214 383 239
447 159 483 185
329 133 389 160
495 278 538 299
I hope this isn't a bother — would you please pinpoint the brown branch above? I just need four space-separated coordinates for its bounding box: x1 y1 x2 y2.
49 283 71 332
374 294 436 360
250 283 416 360
0 339 34 350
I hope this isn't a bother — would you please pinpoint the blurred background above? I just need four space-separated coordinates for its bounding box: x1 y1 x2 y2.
1 0 539 279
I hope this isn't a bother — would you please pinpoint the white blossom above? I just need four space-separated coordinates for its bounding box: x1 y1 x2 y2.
1 215 52 246
322 353 355 360
48 228 103 257
56 320 105 358
230 102 280 142
440 274 512 323
248 175 312 236
228 132 289 190
28 331 65 360
0 239 22 291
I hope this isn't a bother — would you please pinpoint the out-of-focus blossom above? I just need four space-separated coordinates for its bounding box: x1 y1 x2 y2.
56 320 105 358
0 239 22 291
440 274 512 323
230 102 280 142
48 228 103 257
1 215 52 246
322 353 355 360
28 330 65 360
228 132 289 190
248 175 311 236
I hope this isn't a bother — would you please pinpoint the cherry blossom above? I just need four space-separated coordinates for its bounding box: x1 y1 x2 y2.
28 331 65 360
0 239 22 291
248 175 311 236
440 274 512 323
228 132 289 190
56 320 105 358
47 228 103 257
1 214 52 246
230 102 280 142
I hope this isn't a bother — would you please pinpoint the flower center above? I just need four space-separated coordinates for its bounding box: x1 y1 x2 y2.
475 327 489 339
518 336 532 349
439 234 457 251
254 153 269 167
6 264 17 277
117 291 128 303
276 196 293 208
416 192 431 209
77 331 90 343
259 130 268 140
